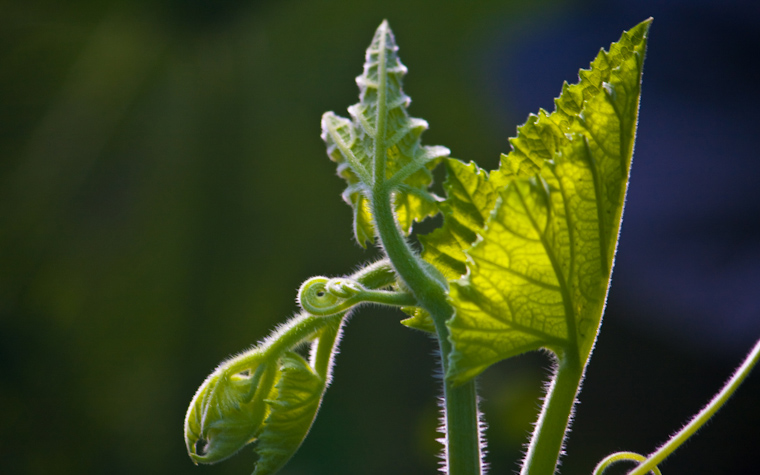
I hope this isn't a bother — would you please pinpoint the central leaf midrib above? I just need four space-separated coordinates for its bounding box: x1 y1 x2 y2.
373 25 388 189
551 166 579 351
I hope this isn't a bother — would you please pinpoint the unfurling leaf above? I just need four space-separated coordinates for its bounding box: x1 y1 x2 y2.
321 20 449 247
446 19 651 383
185 314 343 473
185 351 273 464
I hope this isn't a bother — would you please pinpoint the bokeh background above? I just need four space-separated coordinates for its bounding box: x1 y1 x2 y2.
2 0 758 474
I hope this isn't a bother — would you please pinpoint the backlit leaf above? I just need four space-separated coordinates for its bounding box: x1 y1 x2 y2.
420 159 500 280
447 19 651 383
420 21 650 278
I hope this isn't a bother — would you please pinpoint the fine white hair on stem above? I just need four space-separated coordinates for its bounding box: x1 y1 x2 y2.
477 390 490 475
521 357 555 472
520 350 584 475
432 345 489 475
436 376 449 475
308 317 346 388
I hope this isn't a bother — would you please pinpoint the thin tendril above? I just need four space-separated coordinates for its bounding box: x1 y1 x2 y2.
592 451 662 475
298 275 416 316
627 337 760 475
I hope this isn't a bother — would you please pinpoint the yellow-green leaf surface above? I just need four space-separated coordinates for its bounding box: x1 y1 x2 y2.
447 20 650 384
419 19 651 276
420 159 501 280
321 21 449 247
404 159 499 333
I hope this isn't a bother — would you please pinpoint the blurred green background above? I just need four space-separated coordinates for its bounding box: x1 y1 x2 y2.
2 1 758 474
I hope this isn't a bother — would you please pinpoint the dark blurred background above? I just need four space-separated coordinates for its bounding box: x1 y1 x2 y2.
2 0 758 474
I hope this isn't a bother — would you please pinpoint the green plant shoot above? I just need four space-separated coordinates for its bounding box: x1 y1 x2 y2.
184 18 760 475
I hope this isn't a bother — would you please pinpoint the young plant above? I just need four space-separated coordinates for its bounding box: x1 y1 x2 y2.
184 19 760 475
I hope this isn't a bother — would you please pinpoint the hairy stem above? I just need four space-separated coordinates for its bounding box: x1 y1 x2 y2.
312 318 342 379
443 378 482 474
372 189 482 475
627 337 760 475
352 258 398 288
520 353 583 475
235 260 400 373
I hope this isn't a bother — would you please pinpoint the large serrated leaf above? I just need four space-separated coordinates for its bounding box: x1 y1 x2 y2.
419 22 650 278
321 20 449 247
494 19 650 182
447 19 650 384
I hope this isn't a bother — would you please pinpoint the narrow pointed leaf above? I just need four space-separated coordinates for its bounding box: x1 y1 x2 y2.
447 19 651 383
400 306 437 333
321 21 449 247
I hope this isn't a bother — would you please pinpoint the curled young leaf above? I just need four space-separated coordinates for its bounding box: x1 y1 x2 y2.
253 321 345 475
184 260 400 474
185 351 274 464
184 314 343 473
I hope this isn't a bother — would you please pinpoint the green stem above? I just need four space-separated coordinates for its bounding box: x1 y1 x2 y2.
351 258 397 288
259 314 335 362
627 337 760 475
360 288 417 307
312 318 343 379
521 353 584 475
228 260 400 374
444 378 483 475
372 188 482 475
367 23 480 474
